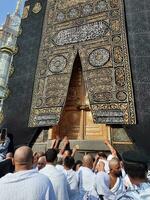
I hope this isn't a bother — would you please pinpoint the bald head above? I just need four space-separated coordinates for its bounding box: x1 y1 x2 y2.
83 154 93 169
109 157 121 177
37 156 46 170
109 157 120 168
14 146 33 170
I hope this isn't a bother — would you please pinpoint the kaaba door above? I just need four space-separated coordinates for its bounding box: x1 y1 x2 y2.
52 56 110 140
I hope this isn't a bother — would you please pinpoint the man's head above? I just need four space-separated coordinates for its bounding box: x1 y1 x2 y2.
122 150 149 182
13 146 33 171
124 162 148 180
32 151 45 168
83 154 93 169
64 156 75 169
37 156 46 170
45 149 57 163
109 157 121 177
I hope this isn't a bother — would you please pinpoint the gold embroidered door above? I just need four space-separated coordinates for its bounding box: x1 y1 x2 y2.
29 0 136 128
51 56 110 140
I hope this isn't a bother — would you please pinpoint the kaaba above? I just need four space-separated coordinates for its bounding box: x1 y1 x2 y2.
1 0 150 156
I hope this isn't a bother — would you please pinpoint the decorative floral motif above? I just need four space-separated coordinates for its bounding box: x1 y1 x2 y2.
49 56 67 73
36 98 43 107
68 8 79 18
92 92 112 102
95 0 108 12
56 12 65 22
32 2 42 14
116 91 127 101
115 67 125 87
110 0 119 8
82 4 93 15
113 46 123 63
89 48 110 67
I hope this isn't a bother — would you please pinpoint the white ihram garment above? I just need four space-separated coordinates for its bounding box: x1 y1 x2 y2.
40 164 69 200
0 169 55 200
77 166 96 199
63 168 79 200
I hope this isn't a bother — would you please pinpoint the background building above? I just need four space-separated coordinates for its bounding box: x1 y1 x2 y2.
0 0 22 112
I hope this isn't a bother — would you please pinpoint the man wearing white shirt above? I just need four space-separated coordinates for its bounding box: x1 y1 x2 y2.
63 156 79 200
40 148 69 200
77 154 96 199
0 146 55 200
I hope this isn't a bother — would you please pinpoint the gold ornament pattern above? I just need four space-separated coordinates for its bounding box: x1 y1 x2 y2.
0 111 4 124
22 5 30 19
29 0 136 127
89 48 110 67
32 2 42 14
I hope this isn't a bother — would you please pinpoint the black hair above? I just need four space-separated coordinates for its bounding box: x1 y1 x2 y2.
45 148 57 163
73 160 82 171
64 156 75 169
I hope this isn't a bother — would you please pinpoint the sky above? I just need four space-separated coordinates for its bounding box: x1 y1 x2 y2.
0 0 25 26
